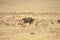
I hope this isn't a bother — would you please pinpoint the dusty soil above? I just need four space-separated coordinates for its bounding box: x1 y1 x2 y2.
0 12 60 40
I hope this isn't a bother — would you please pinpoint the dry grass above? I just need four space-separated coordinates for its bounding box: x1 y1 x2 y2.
0 12 60 40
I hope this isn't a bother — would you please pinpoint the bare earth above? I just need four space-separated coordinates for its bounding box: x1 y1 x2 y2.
0 12 60 40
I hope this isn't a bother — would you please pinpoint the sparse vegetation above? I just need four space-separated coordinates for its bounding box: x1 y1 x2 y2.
0 12 60 40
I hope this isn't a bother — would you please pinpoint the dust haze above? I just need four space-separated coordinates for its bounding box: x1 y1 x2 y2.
0 0 60 40
0 0 60 12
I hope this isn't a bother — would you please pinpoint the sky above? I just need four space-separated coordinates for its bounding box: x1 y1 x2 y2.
0 0 60 12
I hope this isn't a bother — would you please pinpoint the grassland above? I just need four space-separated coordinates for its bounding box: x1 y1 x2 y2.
0 12 60 40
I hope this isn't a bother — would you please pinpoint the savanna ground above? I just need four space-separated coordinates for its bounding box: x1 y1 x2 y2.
0 12 60 40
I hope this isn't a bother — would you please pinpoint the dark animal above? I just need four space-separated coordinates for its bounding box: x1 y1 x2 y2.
22 17 34 24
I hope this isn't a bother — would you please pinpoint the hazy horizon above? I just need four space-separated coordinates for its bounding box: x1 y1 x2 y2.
0 0 60 12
